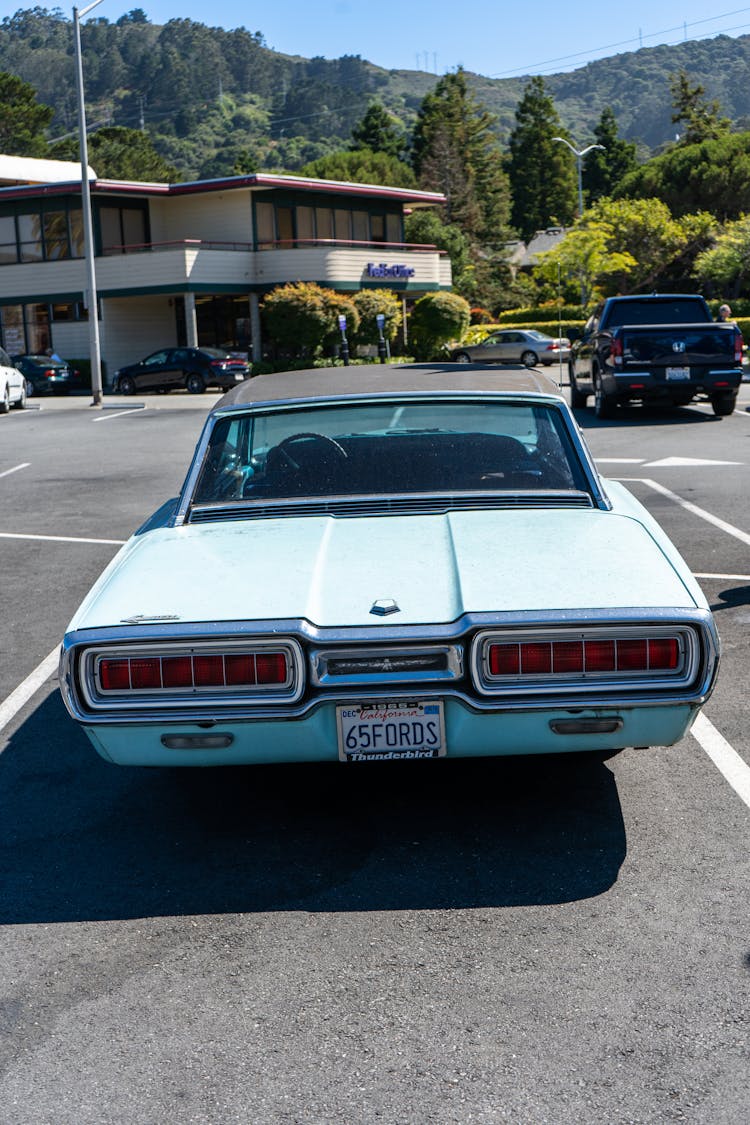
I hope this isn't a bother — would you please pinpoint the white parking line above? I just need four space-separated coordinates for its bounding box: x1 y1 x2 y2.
0 647 59 740
615 477 750 548
0 531 125 545
92 407 147 422
0 462 30 479
691 713 750 811
693 572 750 581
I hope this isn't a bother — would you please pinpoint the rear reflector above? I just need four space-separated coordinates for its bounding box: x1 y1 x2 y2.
487 636 680 677
98 649 289 691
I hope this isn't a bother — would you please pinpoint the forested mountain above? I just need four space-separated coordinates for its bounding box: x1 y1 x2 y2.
2 7 750 179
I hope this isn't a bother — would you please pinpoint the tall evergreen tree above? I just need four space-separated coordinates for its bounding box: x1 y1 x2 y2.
507 76 576 242
351 103 404 159
585 107 637 202
670 70 730 146
411 67 511 251
0 72 53 157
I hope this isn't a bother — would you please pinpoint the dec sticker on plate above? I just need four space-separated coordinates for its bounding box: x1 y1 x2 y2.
337 701 446 761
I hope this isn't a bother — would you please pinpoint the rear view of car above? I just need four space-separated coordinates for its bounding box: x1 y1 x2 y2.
12 354 83 396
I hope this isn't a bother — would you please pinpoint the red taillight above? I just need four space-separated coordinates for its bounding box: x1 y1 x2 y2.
130 657 161 688
489 644 519 676
553 641 584 673
99 658 130 690
610 336 623 365
98 650 289 691
487 636 680 677
735 331 744 364
648 638 679 670
162 656 193 687
584 640 616 671
521 642 552 674
44 368 56 378
194 654 224 686
256 652 288 684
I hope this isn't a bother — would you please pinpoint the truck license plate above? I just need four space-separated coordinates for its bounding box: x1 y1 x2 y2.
337 701 446 761
666 366 690 380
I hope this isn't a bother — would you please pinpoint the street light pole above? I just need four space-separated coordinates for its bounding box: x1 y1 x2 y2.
73 0 105 407
551 137 604 218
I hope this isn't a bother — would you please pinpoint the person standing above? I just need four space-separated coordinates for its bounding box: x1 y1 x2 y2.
716 303 734 322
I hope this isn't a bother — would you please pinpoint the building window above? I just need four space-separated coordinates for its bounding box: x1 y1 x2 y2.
277 206 294 245
315 207 333 242
370 214 386 243
334 209 350 241
99 205 147 254
0 303 50 354
69 209 84 257
255 201 275 248
51 301 88 322
17 213 43 262
387 213 402 244
352 211 368 242
296 206 314 244
0 216 16 264
43 210 69 260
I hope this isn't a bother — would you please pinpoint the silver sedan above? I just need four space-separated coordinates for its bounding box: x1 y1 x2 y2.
452 330 570 367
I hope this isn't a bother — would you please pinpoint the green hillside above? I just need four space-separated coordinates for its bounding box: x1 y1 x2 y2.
1 7 749 178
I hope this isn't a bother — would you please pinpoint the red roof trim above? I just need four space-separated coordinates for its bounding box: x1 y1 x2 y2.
0 172 445 205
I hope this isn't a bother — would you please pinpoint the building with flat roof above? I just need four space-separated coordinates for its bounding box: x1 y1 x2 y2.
0 160 450 376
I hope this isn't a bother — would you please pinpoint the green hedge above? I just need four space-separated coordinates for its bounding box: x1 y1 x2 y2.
461 322 586 346
495 305 584 324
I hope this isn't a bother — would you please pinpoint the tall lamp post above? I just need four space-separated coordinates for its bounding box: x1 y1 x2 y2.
551 137 604 218
73 0 104 406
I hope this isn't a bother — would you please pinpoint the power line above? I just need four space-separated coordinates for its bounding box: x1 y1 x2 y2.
486 7 750 78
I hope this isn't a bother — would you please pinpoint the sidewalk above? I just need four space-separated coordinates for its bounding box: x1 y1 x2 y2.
23 389 222 411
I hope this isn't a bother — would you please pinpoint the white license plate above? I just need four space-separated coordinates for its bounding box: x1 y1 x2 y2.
666 366 690 380
337 701 446 761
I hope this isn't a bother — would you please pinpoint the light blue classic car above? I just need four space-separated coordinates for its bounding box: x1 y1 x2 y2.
60 364 719 766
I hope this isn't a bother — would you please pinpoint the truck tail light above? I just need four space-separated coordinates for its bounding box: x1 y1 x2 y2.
610 336 623 365
735 331 744 364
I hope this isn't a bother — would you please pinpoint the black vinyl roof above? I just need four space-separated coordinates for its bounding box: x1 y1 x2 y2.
213 362 565 412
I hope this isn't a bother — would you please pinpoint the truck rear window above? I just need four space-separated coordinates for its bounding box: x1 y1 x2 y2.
605 299 709 328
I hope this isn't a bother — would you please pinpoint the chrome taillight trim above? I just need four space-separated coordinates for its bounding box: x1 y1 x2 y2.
471 625 700 697
78 637 304 712
310 644 464 687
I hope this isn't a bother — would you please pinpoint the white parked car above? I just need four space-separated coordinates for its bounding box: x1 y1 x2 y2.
0 346 26 413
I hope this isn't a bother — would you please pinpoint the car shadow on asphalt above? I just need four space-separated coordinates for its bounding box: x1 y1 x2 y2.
709 583 750 611
572 403 724 429
0 693 626 924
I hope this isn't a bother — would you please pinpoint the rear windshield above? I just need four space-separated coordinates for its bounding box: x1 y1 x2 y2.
192 399 591 504
604 299 709 328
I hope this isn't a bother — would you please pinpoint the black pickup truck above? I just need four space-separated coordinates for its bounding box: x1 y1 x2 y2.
568 294 743 418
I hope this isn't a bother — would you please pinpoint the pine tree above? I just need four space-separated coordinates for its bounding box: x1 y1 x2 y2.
507 76 576 242
670 70 730 145
411 68 511 250
351 103 404 159
0 72 53 157
585 107 638 202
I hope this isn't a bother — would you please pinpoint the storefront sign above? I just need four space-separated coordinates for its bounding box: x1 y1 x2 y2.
366 262 416 279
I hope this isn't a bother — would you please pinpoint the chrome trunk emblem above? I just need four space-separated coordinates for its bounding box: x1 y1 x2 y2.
370 598 400 616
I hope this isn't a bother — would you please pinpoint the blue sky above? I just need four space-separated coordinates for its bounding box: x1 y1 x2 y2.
13 1 749 77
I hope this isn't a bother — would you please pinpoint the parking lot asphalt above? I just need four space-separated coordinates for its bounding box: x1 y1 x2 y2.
0 384 749 1123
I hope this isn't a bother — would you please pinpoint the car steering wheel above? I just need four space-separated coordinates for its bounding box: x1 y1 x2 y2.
275 432 349 471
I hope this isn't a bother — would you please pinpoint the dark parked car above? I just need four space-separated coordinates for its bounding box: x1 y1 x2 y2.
114 347 250 395
12 354 84 396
